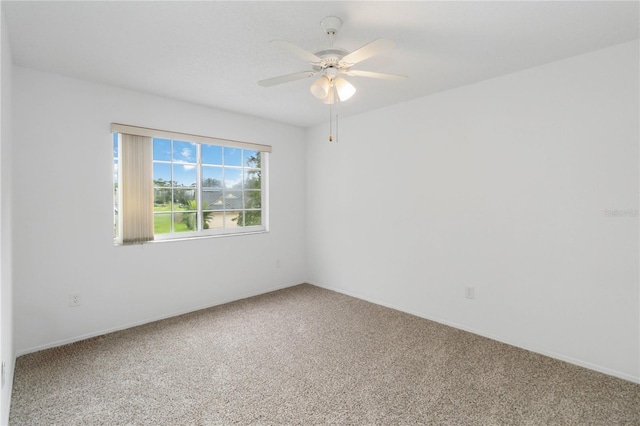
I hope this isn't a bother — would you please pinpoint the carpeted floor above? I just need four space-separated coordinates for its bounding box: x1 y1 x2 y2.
9 284 640 425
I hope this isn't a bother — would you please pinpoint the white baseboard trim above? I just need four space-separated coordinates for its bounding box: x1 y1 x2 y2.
16 282 302 357
307 281 640 385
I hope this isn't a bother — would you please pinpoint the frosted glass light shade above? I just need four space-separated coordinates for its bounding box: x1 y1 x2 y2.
321 87 336 105
310 76 331 100
334 77 356 101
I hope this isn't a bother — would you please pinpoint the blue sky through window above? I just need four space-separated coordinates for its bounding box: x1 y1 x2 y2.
113 134 118 184
149 138 251 188
153 138 171 161
202 144 222 165
173 140 196 163
224 147 242 166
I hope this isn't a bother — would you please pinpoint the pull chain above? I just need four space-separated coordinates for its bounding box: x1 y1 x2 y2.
329 96 333 142
328 29 336 142
335 92 339 143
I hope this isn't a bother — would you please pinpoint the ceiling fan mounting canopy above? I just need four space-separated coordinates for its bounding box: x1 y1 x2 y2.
320 16 342 35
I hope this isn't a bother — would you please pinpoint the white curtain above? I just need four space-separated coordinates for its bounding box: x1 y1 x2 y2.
121 133 154 244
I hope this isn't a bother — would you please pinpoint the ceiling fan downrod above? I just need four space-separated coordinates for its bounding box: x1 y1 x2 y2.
320 16 342 48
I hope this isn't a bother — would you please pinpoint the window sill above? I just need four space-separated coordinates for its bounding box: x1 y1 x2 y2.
113 229 268 246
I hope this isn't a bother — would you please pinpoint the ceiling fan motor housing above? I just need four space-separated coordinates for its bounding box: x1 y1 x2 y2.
312 48 350 76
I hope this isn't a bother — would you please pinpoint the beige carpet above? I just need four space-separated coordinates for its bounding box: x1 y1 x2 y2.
9 284 640 425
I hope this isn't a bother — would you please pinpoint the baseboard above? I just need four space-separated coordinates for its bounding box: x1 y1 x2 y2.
16 282 302 357
307 281 640 384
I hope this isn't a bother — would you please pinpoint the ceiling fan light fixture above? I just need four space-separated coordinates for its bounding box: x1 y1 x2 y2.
334 77 356 102
310 75 331 100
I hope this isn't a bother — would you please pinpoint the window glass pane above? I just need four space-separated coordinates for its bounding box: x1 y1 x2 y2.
202 144 222 165
200 189 222 210
200 210 213 230
173 189 195 211
114 209 119 238
113 135 119 238
206 212 224 229
173 140 197 163
244 190 261 209
224 147 242 166
173 164 197 187
114 165 119 238
225 190 243 210
244 150 260 168
226 211 241 228
154 213 172 234
202 189 223 210
224 169 242 189
153 163 172 186
174 212 197 232
153 138 171 161
241 210 262 227
202 167 223 188
113 134 119 158
244 169 261 189
154 188 172 211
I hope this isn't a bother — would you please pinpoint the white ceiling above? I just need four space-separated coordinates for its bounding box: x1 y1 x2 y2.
3 1 639 128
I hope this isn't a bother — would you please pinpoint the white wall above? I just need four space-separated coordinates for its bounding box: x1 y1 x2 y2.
307 41 639 382
12 67 307 354
0 10 13 426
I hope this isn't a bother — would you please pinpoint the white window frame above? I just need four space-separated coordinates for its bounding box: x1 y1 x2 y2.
112 124 270 244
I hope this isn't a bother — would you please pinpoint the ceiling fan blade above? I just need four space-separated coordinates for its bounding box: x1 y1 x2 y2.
341 38 397 65
258 71 316 87
271 40 322 64
344 70 408 80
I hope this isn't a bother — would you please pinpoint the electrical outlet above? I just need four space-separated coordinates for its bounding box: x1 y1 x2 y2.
69 293 82 307
1 361 5 387
465 286 475 300
275 259 281 268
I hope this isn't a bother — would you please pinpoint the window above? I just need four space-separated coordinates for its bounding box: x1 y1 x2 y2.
113 134 119 238
112 124 270 244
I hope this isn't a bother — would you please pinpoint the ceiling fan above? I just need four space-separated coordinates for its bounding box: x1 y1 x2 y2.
258 16 407 104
